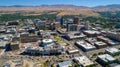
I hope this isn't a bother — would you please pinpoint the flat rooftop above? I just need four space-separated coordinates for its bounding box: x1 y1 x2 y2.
85 38 97 44
84 30 100 34
105 48 120 54
74 56 94 67
76 41 96 49
0 40 7 47
67 47 79 54
97 36 111 41
66 32 86 39
94 41 107 46
97 36 119 45
98 54 115 62
58 60 72 67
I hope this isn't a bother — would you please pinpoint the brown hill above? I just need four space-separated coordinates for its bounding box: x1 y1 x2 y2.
0 5 100 17
1 4 120 16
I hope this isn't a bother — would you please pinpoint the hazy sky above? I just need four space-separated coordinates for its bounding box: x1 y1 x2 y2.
0 0 120 7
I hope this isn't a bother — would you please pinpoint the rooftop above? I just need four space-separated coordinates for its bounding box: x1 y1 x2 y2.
97 36 119 45
25 42 63 52
0 40 7 47
66 32 86 39
41 39 55 47
58 60 72 67
94 41 107 46
84 30 100 34
97 36 111 41
74 56 94 67
85 38 97 45
98 54 115 62
76 41 96 50
42 39 53 43
105 48 120 54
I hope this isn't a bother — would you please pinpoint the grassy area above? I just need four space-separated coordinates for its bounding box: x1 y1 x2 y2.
66 43 70 46
54 36 62 42
54 36 70 46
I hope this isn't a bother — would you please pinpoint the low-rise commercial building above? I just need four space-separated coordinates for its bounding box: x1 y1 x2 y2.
7 21 19 26
74 56 95 67
57 60 72 67
106 31 120 42
85 38 108 48
85 38 97 45
24 39 65 55
57 29 67 34
0 29 6 33
65 32 86 40
75 41 96 52
20 32 38 43
66 46 79 54
105 48 120 56
24 45 64 55
94 41 107 49
6 27 16 34
11 41 19 51
0 40 7 49
96 54 116 66
97 36 119 46
83 30 101 37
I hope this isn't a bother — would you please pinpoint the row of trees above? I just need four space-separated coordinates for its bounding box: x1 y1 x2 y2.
1 12 120 22
0 13 56 22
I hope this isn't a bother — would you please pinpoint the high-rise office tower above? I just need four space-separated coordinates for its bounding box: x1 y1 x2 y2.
67 24 78 32
56 16 64 27
73 17 80 24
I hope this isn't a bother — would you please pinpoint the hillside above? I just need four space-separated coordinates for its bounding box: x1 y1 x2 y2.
0 5 98 17
0 4 120 17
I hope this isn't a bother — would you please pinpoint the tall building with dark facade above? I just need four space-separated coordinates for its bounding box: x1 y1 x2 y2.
56 16 64 27
60 16 64 26
73 17 80 24
67 24 78 32
66 19 78 32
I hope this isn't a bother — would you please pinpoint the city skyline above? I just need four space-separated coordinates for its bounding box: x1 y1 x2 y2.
1 0 120 7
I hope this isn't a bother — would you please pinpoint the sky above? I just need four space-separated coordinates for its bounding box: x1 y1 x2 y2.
0 0 120 7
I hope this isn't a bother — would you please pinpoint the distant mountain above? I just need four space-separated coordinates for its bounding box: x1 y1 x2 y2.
1 4 120 10
42 4 89 8
0 5 35 7
93 4 120 11
1 4 120 8
0 4 89 9
0 4 120 16
95 4 120 8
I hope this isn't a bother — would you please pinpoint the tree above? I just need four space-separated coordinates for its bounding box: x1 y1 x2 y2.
98 52 104 55
66 43 70 46
92 53 97 57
